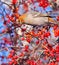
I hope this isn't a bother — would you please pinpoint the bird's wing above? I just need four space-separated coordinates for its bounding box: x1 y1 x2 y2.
18 11 56 25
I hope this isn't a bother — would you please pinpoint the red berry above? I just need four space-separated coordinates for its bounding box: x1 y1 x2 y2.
39 0 49 8
12 0 17 4
56 56 59 62
8 54 13 58
49 62 55 65
44 32 50 37
36 40 39 45
54 29 59 37
26 38 31 43
24 45 29 51
56 16 59 21
21 37 25 40
53 25 58 30
56 45 59 53
8 62 13 65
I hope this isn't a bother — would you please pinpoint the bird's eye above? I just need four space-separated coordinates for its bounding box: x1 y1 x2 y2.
54 3 57 7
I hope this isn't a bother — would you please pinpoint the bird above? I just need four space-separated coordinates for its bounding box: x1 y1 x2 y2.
19 11 57 26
